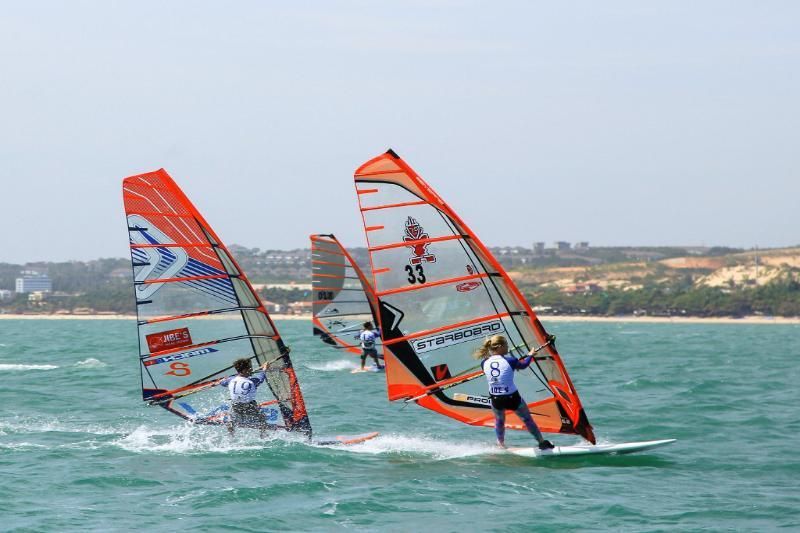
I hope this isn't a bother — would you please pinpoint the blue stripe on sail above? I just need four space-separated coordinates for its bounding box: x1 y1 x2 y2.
156 247 177 269
137 230 178 269
135 229 179 275
181 282 238 306
133 226 236 304
177 258 237 302
131 248 148 262
181 259 226 277
180 280 238 304
180 267 228 279
180 260 235 293
159 247 177 259
179 269 237 299
196 279 236 298
184 277 235 297
186 258 225 274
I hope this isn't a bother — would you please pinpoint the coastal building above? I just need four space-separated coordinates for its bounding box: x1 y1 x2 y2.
28 291 47 303
15 272 52 294
561 283 601 295
287 301 312 315
0 289 12 301
533 242 546 255
262 300 283 314
555 241 571 251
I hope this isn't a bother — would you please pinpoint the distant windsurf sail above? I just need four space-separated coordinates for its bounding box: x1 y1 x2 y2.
353 150 595 443
122 169 311 435
310 234 381 356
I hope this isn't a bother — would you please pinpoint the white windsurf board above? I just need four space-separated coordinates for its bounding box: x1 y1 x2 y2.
350 366 384 374
506 439 676 458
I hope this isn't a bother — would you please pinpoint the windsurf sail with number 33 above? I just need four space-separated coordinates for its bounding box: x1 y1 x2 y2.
353 150 596 443
122 169 311 436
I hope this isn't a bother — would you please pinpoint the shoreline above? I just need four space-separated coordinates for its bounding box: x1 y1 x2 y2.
0 313 797 324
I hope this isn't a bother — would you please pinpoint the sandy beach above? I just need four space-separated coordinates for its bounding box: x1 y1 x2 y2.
0 313 797 324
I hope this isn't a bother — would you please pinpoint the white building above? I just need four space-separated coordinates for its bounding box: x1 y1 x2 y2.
0 289 12 301
15 273 52 294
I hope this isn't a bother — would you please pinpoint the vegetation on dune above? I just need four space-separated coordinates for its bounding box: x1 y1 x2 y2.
525 274 800 317
1 246 798 317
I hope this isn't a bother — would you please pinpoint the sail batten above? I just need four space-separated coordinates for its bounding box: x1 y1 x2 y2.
123 169 311 435
353 150 596 443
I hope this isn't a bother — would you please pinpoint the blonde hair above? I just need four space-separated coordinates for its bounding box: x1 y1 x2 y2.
473 335 509 359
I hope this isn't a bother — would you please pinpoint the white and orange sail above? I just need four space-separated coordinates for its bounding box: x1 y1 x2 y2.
122 169 311 435
310 234 382 356
353 150 595 443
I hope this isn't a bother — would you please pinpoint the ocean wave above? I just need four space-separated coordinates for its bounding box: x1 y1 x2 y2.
304 360 358 372
0 441 48 450
0 363 58 371
0 417 127 436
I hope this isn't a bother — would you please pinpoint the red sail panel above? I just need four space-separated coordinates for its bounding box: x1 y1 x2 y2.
123 169 310 435
353 150 595 443
310 234 382 356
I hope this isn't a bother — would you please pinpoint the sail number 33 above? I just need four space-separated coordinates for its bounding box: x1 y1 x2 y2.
405 264 426 284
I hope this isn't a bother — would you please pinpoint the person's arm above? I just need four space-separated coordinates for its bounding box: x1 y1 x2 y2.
507 354 533 370
252 371 267 386
218 376 232 387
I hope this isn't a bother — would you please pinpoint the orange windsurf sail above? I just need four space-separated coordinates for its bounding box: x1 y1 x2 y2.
123 169 311 435
353 150 595 443
310 234 382 356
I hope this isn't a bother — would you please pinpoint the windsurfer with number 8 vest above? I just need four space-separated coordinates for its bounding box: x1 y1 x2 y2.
475 335 555 450
359 322 384 371
219 358 276 437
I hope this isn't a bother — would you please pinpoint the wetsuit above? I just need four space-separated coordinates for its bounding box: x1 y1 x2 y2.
359 328 383 369
481 354 547 446
218 371 272 429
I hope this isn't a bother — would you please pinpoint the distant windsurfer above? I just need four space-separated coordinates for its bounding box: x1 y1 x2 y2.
359 322 384 370
475 335 555 450
219 357 275 437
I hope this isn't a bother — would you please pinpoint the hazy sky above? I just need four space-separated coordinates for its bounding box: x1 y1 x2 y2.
1 1 798 263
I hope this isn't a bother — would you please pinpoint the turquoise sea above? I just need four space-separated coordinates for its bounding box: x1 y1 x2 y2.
1 319 798 531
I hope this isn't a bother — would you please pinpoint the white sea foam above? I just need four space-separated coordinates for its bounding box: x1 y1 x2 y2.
0 363 58 371
335 433 496 460
0 441 47 450
114 424 299 454
74 358 107 368
0 417 127 437
305 359 358 372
